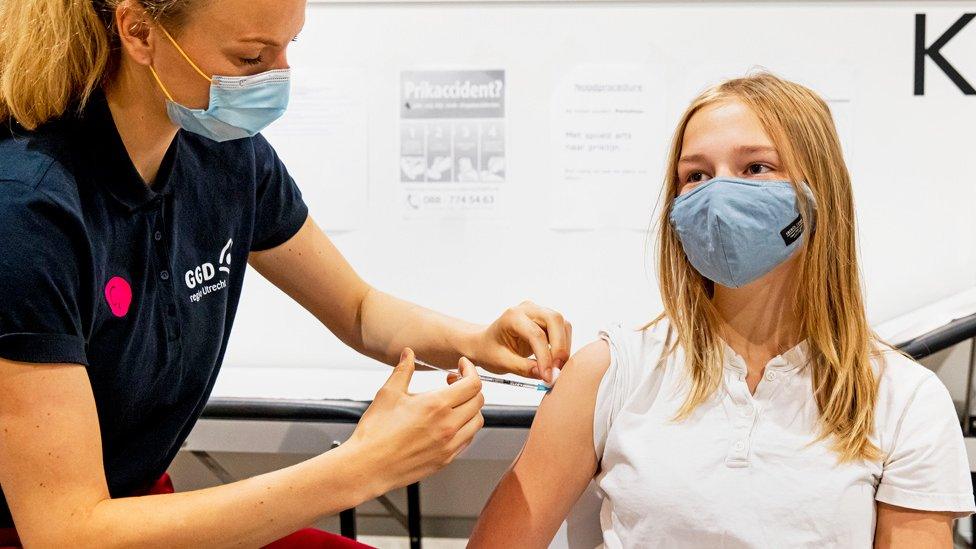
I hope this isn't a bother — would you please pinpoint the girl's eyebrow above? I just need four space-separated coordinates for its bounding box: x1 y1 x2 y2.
678 145 778 164
677 153 707 164
734 145 778 155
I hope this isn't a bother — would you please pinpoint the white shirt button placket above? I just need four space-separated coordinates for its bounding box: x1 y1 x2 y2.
726 367 758 468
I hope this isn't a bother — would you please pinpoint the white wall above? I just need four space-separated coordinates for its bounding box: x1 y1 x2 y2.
185 1 976 542
223 1 976 372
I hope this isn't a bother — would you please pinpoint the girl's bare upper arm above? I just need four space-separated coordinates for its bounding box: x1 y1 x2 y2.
874 502 954 548
0 357 110 545
468 339 611 549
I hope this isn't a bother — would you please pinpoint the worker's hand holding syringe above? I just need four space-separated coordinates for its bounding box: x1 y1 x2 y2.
344 348 485 494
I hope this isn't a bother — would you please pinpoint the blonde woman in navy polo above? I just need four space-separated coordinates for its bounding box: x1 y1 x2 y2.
0 0 572 546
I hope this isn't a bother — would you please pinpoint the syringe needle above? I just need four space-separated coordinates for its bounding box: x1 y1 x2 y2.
415 359 551 392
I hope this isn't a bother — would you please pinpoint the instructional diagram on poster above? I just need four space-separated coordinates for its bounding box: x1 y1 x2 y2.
399 70 506 217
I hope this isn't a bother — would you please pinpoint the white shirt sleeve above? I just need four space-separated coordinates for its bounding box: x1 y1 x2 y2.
593 323 629 460
593 321 669 461
876 372 975 515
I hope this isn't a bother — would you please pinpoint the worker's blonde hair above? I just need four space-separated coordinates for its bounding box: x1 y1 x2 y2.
650 72 889 462
0 0 198 130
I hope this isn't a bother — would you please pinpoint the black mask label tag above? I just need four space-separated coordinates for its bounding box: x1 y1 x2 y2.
780 214 804 246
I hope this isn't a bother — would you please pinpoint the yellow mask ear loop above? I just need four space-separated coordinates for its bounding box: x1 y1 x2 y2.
157 25 212 83
148 24 213 105
148 65 175 102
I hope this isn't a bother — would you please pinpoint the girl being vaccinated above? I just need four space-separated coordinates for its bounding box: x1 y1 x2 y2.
469 72 975 548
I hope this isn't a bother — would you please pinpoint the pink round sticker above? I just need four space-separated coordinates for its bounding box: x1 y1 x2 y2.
104 276 132 318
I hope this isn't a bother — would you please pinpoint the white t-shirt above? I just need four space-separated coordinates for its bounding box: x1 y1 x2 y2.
593 318 975 548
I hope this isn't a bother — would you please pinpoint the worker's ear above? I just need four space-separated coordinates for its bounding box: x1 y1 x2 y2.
115 2 156 67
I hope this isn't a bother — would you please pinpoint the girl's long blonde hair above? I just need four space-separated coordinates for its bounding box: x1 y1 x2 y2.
0 0 197 130
653 72 885 462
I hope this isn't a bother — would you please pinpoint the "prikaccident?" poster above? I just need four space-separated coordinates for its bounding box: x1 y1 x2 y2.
399 69 506 218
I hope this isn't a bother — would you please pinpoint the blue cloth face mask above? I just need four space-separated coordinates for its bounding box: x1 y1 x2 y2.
669 177 817 288
149 26 290 142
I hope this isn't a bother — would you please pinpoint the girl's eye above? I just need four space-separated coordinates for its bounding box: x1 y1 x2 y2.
747 163 771 175
686 171 708 183
240 55 263 66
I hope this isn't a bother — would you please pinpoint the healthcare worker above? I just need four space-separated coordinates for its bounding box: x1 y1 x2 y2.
0 0 572 546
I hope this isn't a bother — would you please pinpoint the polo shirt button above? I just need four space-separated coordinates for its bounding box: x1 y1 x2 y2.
765 371 776 382
160 270 170 280
154 231 163 241
733 440 745 451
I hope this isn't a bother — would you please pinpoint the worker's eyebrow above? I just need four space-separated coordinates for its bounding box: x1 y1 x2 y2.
239 36 286 48
238 25 304 49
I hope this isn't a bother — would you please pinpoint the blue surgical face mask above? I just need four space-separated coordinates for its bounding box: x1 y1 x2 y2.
148 26 290 142
669 177 817 288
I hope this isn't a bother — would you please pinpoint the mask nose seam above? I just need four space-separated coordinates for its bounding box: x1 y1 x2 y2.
715 214 737 287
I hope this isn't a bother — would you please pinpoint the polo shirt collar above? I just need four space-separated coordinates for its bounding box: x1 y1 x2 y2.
80 88 180 213
722 338 811 374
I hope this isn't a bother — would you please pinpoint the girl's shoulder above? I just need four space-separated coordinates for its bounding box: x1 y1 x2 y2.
871 346 953 433
598 316 673 376
872 344 931 377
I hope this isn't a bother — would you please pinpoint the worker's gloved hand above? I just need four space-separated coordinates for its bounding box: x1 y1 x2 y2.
465 301 572 384
347 348 484 493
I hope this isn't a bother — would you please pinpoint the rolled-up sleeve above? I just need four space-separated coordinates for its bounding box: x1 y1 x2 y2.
249 133 309 252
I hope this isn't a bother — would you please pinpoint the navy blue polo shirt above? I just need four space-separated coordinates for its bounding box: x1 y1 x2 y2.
0 89 308 528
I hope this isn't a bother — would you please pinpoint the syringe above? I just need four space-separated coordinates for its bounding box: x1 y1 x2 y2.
414 359 552 392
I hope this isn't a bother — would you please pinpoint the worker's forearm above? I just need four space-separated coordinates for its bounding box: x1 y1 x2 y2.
73 443 379 549
358 287 483 368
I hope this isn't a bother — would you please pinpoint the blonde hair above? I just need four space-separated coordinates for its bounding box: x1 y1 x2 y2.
651 72 888 462
0 0 197 130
